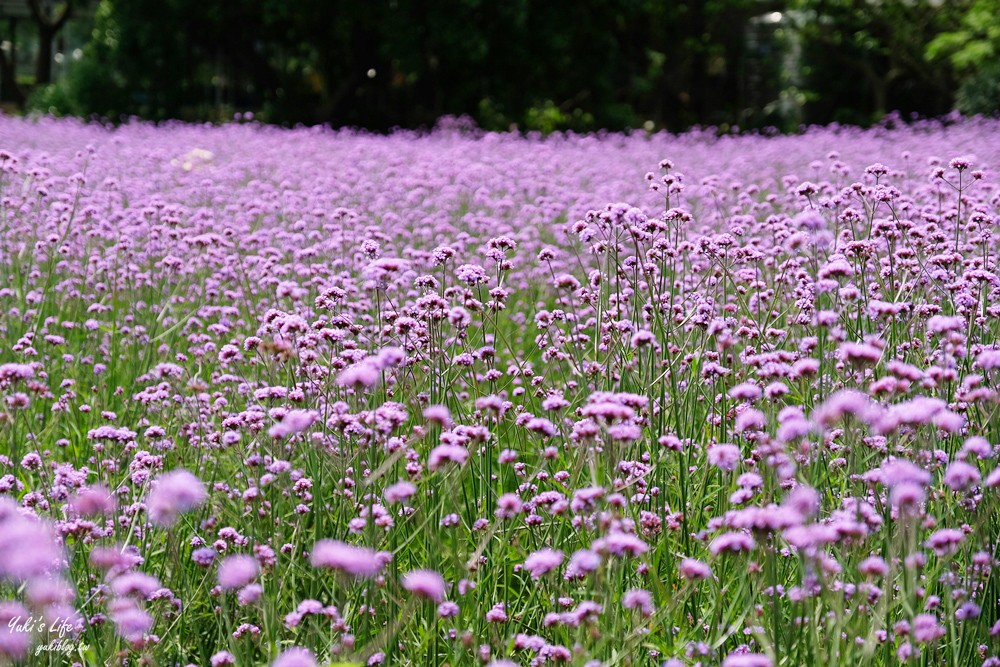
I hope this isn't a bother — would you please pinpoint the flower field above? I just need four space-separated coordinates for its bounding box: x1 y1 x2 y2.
0 114 999 667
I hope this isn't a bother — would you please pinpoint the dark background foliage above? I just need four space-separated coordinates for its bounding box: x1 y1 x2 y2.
5 0 1000 132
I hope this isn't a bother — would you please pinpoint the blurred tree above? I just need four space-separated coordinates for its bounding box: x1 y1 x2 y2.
927 0 1000 114
23 0 978 130
789 0 964 125
29 0 73 85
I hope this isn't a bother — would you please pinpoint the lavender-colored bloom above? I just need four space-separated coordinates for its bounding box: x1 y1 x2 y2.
272 647 317 667
564 549 602 579
0 505 64 582
211 652 237 667
912 613 945 643
943 460 981 491
622 588 654 616
485 603 508 623
68 484 117 516
679 558 712 580
238 583 263 605
423 404 452 426
401 569 447 602
879 458 932 487
976 349 1000 370
268 409 319 439
858 556 889 577
722 653 773 667
384 480 417 503
925 529 964 556
336 361 381 389
592 531 648 557
523 548 564 579
438 601 459 617
111 572 162 598
147 469 207 527
428 444 469 471
728 382 761 401
709 532 756 556
707 444 741 471
110 600 154 643
0 601 32 659
217 555 259 590
310 539 384 578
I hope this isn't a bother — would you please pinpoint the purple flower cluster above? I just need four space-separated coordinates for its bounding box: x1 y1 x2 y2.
0 114 997 665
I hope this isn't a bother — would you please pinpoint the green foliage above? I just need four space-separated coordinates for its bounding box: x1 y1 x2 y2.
957 60 1000 115
927 0 1000 115
27 0 991 129
789 0 964 124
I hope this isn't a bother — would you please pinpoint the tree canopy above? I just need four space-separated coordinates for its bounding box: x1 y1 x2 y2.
16 0 1000 131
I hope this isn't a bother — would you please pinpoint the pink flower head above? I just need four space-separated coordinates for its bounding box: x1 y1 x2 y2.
272 647 317 667
384 480 417 503
147 469 207 527
622 588 654 616
69 484 117 516
402 569 447 602
218 555 259 590
679 557 712 580
722 653 773 667
428 444 469 471
707 444 741 471
310 539 385 578
268 409 319 439
523 548 564 579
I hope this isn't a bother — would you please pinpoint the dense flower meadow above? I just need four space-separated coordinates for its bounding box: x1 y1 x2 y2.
0 113 999 667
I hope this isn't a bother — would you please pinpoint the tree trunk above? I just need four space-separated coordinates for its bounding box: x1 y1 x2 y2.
0 16 25 106
35 24 53 85
28 0 73 86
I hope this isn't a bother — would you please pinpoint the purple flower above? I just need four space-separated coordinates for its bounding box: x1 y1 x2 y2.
858 556 889 577
211 652 237 667
912 613 945 643
0 601 32 659
622 588 654 616
709 532 756 556
384 480 417 503
272 647 317 667
147 469 207 527
592 531 648 557
192 547 217 566
523 548 564 579
925 529 964 556
707 444 741 471
428 444 469 471
976 349 1000 370
0 504 64 582
423 404 452 426
268 409 319 439
943 460 980 491
336 361 381 389
217 555 260 590
238 583 264 605
679 558 712 580
722 653 773 667
110 572 162 598
564 549 602 579
68 484 117 516
401 569 447 602
728 382 761 401
437 601 460 617
110 600 154 643
310 539 385 578
485 603 508 623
